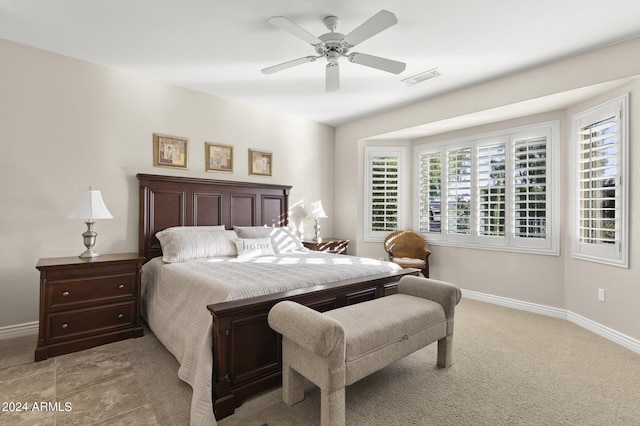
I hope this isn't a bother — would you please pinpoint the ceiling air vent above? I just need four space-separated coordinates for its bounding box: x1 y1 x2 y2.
402 67 442 86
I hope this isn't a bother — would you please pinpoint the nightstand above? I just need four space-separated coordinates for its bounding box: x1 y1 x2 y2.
302 238 349 255
35 253 144 361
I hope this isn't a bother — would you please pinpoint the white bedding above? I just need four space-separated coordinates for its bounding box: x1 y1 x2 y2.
141 251 401 426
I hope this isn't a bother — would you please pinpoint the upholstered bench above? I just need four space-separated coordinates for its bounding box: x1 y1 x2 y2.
268 275 462 426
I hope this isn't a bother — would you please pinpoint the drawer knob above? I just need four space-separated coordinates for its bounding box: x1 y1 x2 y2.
118 313 124 319
61 323 69 329
62 291 70 296
118 284 125 289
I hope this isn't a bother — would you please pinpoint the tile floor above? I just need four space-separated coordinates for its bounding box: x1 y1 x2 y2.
0 347 158 425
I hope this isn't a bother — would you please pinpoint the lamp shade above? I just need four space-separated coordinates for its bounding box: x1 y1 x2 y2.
68 188 113 220
306 200 328 219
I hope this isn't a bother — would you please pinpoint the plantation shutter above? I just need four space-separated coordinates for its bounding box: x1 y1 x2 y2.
513 136 548 240
370 155 399 231
446 147 472 236
365 147 404 241
477 142 506 238
577 116 617 246
572 95 628 267
418 152 442 233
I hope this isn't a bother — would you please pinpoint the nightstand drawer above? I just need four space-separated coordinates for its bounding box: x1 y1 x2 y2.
46 301 136 342
46 273 135 310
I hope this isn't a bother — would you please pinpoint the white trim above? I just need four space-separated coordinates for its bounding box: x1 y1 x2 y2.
462 289 640 354
462 289 566 318
0 321 38 340
566 311 640 355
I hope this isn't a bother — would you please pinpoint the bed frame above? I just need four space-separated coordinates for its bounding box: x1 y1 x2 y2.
137 173 418 419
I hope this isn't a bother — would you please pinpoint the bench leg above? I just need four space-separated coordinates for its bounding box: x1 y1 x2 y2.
321 386 345 426
282 363 305 406
437 335 454 368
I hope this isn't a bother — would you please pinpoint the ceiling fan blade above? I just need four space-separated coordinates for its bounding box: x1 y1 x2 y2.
268 16 322 45
326 63 340 92
342 10 398 47
348 52 406 74
261 56 317 74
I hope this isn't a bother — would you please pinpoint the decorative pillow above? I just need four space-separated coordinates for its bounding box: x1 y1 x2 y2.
269 227 306 253
233 226 305 253
235 238 275 259
156 227 237 263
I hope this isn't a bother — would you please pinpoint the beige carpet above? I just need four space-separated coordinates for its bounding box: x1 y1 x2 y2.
1 299 639 425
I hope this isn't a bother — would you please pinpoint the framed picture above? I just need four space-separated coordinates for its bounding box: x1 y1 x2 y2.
205 142 234 173
153 133 189 169
248 149 272 176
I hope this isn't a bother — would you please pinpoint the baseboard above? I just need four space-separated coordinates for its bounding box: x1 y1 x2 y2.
0 321 38 340
462 289 640 355
566 311 640 355
462 289 567 319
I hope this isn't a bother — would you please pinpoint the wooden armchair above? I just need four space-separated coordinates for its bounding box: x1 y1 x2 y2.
383 230 431 278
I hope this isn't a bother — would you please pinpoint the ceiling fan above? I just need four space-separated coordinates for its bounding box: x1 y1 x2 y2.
261 10 406 92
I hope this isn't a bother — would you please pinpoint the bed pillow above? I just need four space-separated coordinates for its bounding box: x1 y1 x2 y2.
156 227 237 263
232 226 271 239
235 238 275 259
233 226 305 253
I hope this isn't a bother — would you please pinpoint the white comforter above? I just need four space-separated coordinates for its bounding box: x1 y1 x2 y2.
141 251 401 426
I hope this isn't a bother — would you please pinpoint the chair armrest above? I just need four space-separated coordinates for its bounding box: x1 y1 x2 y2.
398 275 461 319
268 300 345 357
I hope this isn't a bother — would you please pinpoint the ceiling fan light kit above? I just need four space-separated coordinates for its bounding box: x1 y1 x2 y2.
262 10 406 92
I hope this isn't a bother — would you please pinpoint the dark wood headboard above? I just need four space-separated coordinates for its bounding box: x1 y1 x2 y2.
137 174 292 263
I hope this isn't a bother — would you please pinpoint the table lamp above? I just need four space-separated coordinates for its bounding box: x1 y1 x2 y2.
306 200 328 242
68 187 113 258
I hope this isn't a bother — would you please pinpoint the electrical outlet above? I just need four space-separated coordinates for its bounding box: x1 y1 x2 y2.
598 288 606 302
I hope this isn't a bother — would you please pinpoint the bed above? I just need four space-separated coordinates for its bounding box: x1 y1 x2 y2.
137 173 418 424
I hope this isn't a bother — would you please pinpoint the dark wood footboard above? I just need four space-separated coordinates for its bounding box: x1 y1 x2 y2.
207 268 419 420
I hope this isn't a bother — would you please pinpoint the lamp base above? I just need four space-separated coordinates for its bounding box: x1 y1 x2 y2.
79 249 100 258
79 221 100 258
313 220 322 242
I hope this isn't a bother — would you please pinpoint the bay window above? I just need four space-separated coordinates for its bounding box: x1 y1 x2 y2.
415 122 558 254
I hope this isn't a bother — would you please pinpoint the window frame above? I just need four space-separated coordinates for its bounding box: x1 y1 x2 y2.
414 121 559 255
364 146 405 242
571 94 629 268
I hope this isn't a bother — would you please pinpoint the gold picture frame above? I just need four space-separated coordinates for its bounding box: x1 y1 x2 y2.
248 149 272 176
153 133 189 169
205 142 234 173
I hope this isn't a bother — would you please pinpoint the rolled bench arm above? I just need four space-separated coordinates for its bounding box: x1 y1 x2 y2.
398 275 462 319
268 300 345 357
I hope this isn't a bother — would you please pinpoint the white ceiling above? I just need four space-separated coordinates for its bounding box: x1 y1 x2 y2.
1 0 640 127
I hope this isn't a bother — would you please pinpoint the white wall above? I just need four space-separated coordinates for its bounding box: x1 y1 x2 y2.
335 37 640 342
0 39 335 329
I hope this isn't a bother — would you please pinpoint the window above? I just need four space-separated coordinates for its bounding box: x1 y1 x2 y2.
365 147 405 241
447 147 473 237
415 122 558 254
477 141 506 240
512 134 549 249
418 152 442 233
572 95 628 267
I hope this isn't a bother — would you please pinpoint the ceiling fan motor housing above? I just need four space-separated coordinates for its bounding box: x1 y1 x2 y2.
316 32 349 58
